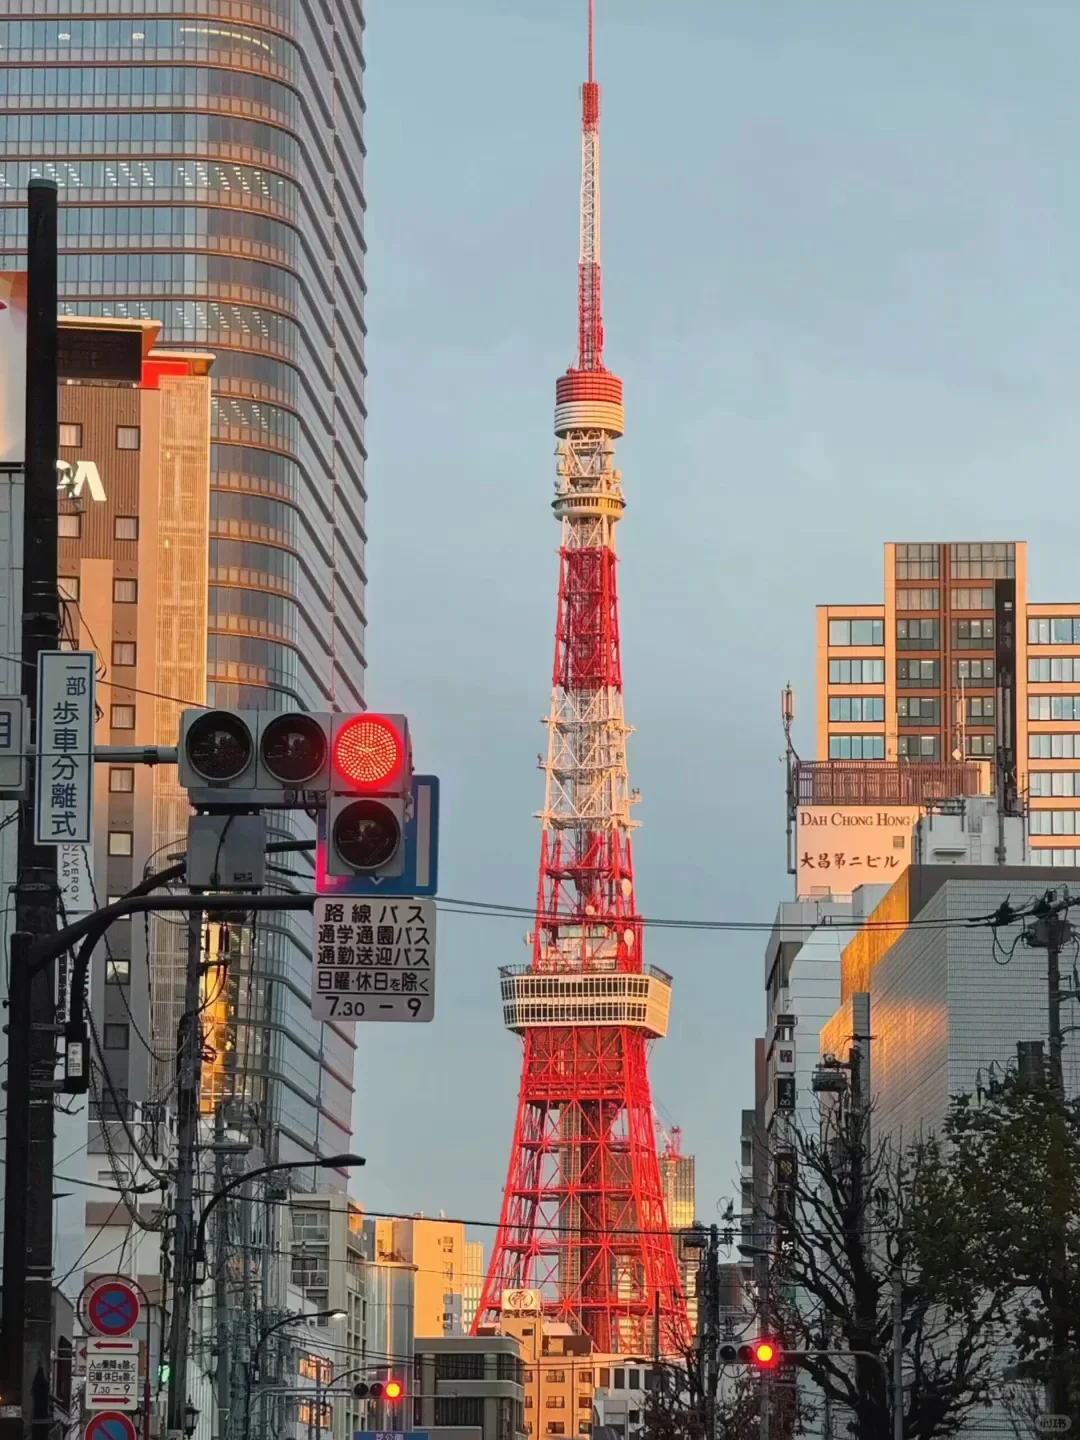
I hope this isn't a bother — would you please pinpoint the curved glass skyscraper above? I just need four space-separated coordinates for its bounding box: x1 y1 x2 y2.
0 2 367 1166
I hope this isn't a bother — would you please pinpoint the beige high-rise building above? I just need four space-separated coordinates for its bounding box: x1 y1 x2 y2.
814 540 1080 871
372 1215 469 1338
462 1239 486 1334
659 1128 697 1334
495 1312 595 1440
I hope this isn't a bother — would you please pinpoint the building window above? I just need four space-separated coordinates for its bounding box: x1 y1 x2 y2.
112 642 136 667
546 1373 566 1385
1030 734 1080 759
1030 810 1080 836
59 577 80 602
599 1370 610 1389
578 1396 593 1409
950 587 994 610
966 735 994 756
828 735 885 761
106 957 130 984
58 513 81 539
109 767 135 792
895 588 939 611
828 658 884 684
828 619 883 647
108 831 133 856
952 618 994 649
116 425 141 451
107 894 132 920
954 659 994 683
949 541 1014 579
103 1023 129 1049
1029 773 1080 798
1030 696 1080 722
435 1354 485 1381
614 1370 625 1391
113 579 137 603
1029 657 1080 684
967 695 994 719
895 543 939 580
828 696 884 723
547 1397 566 1410
896 659 939 688
547 1428 566 1437
898 697 939 725
110 705 135 730
115 516 139 541
1029 617 1080 645
59 422 82 448
579 1426 592 1436
628 1372 641 1390
1032 847 1080 866
896 618 940 650
898 735 940 761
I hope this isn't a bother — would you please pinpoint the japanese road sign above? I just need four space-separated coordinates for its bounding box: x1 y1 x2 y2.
83 1276 141 1337
84 1412 138 1440
0 694 26 791
311 896 435 1023
85 1340 140 1411
35 650 94 845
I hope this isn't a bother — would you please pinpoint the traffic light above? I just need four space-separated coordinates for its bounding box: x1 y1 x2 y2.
737 1339 781 1370
352 1379 405 1401
324 714 412 881
178 708 333 806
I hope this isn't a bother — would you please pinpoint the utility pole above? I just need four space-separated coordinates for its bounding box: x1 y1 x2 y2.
166 914 204 1438
1025 897 1073 1419
698 1225 719 1440
214 1105 231 1440
892 1270 903 1440
0 177 60 1440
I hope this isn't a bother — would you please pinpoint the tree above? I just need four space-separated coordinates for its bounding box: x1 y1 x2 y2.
919 1071 1080 1421
758 1096 1007 1440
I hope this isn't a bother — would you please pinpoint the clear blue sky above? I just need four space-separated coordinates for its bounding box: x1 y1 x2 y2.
354 0 1080 1234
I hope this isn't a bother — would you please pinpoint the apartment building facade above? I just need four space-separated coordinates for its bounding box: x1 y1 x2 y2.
816 540 1080 867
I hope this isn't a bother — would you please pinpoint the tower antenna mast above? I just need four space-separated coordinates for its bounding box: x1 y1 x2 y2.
476 0 688 1357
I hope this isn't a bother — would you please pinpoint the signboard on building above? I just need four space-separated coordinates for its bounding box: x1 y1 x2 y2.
84 1341 139 1411
795 806 918 898
0 272 26 463
35 650 95 846
501 1288 542 1315
311 896 435 1022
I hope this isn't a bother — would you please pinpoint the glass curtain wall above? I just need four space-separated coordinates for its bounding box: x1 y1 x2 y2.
0 0 366 1166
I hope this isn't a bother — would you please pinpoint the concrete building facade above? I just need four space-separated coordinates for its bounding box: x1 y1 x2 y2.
412 1334 526 1440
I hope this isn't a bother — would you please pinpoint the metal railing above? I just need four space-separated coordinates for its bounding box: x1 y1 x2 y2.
795 760 984 807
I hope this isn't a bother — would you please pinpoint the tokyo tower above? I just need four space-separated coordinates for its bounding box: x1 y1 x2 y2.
475 0 688 1356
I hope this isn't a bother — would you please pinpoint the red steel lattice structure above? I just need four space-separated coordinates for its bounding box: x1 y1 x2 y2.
475 0 688 1357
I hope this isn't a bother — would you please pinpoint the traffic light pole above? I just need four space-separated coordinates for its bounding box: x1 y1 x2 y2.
165 913 203 1440
0 177 60 1440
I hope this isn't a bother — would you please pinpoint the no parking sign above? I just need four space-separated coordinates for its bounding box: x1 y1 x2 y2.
80 1276 142 1338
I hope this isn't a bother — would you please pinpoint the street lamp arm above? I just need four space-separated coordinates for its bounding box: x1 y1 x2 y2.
193 1154 364 1266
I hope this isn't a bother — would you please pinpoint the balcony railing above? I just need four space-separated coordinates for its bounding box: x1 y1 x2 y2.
795 760 985 807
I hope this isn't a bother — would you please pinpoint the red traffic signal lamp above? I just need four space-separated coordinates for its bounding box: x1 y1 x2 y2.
325 715 412 880
736 1339 780 1369
384 1380 404 1402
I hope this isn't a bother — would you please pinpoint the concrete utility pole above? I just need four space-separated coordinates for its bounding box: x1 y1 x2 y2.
0 177 60 1440
214 1105 231 1440
1025 897 1074 1421
166 914 205 1438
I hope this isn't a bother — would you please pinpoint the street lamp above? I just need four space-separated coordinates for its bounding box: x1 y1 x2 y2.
193 1152 365 1273
244 1309 347 1440
183 1402 199 1438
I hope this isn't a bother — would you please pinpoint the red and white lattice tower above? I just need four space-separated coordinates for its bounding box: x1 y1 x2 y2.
475 0 688 1357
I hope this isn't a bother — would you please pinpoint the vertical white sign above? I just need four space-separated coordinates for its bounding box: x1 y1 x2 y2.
35 650 95 846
